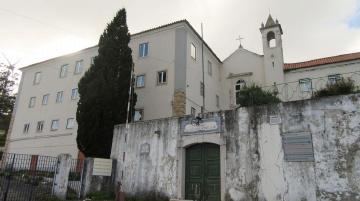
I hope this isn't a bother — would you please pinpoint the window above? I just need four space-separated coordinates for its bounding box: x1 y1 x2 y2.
56 91 63 103
139 43 149 57
191 107 196 117
200 82 204 96
91 57 95 65
23 123 30 134
134 109 144 121
267 31 276 48
71 88 78 100
66 118 75 129
235 80 246 105
29 97 36 108
33 72 41 85
216 95 220 108
191 43 196 60
74 60 83 74
328 74 342 85
42 94 49 105
299 78 312 92
51 120 59 131
136 75 145 88
60 64 68 78
157 71 167 85
36 121 44 133
208 61 212 76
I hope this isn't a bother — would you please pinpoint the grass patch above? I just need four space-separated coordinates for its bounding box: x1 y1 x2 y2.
86 191 115 200
125 191 169 201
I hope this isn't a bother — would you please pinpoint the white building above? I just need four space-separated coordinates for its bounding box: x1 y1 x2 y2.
5 15 360 157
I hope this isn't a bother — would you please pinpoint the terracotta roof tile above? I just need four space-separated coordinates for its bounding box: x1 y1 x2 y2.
284 52 360 71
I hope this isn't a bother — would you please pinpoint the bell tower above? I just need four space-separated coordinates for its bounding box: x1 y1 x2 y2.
260 15 285 86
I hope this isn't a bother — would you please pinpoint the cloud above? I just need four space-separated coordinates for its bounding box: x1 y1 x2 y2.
1 0 360 66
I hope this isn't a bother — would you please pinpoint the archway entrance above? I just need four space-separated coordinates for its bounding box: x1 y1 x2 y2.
185 143 220 201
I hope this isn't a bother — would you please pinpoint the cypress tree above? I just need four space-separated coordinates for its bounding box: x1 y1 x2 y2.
76 8 136 157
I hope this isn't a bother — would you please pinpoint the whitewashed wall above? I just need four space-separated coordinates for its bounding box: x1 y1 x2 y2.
112 93 360 201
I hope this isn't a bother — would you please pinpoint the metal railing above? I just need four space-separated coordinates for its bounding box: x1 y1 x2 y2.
261 71 360 102
0 153 58 201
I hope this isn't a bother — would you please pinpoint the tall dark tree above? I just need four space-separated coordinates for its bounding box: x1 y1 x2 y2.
0 62 16 146
76 8 136 157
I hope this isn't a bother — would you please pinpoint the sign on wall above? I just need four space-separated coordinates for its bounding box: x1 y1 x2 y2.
180 116 223 135
93 158 113 176
282 132 314 162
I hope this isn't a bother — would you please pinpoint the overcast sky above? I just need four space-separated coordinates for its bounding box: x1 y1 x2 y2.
0 0 360 68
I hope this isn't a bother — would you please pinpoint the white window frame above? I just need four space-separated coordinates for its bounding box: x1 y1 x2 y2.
136 74 145 88
191 107 196 117
208 60 212 76
42 94 49 105
157 70 167 85
56 91 63 103
235 79 246 105
51 119 59 131
328 74 342 85
134 109 144 121
139 42 149 58
36 121 44 133
33 72 41 85
74 60 83 74
191 43 196 60
60 64 68 78
91 57 95 65
299 78 312 92
23 123 30 134
29 97 36 108
66 118 75 129
71 88 78 100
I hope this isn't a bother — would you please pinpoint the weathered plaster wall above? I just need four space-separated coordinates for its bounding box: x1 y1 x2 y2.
111 118 179 197
111 93 360 201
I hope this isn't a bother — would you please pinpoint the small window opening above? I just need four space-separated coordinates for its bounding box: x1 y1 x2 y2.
267 31 276 48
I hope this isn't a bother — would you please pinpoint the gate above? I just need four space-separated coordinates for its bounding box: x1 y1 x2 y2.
185 143 220 201
0 153 58 201
66 159 84 199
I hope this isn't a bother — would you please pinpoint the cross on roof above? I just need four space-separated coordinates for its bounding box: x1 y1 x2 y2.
236 35 244 48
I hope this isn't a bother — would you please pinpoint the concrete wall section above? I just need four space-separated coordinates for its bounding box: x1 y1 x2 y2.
111 118 179 197
112 94 360 201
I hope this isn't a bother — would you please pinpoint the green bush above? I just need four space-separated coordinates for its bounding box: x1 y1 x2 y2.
313 78 356 98
236 84 281 107
125 191 169 201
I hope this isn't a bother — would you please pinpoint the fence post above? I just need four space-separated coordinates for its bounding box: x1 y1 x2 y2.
54 154 72 200
80 157 94 198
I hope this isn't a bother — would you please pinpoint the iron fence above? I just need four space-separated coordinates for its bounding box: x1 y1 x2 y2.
261 71 360 102
0 153 58 201
66 159 84 200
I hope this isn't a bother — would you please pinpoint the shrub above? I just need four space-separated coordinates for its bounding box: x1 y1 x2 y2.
236 84 281 107
313 78 356 98
125 191 169 201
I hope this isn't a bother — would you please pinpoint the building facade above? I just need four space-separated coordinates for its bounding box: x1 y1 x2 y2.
5 15 360 157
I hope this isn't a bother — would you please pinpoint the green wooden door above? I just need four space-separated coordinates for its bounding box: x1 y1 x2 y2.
185 143 220 201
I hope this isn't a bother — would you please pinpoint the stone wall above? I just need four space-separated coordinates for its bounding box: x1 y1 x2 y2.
111 93 360 201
